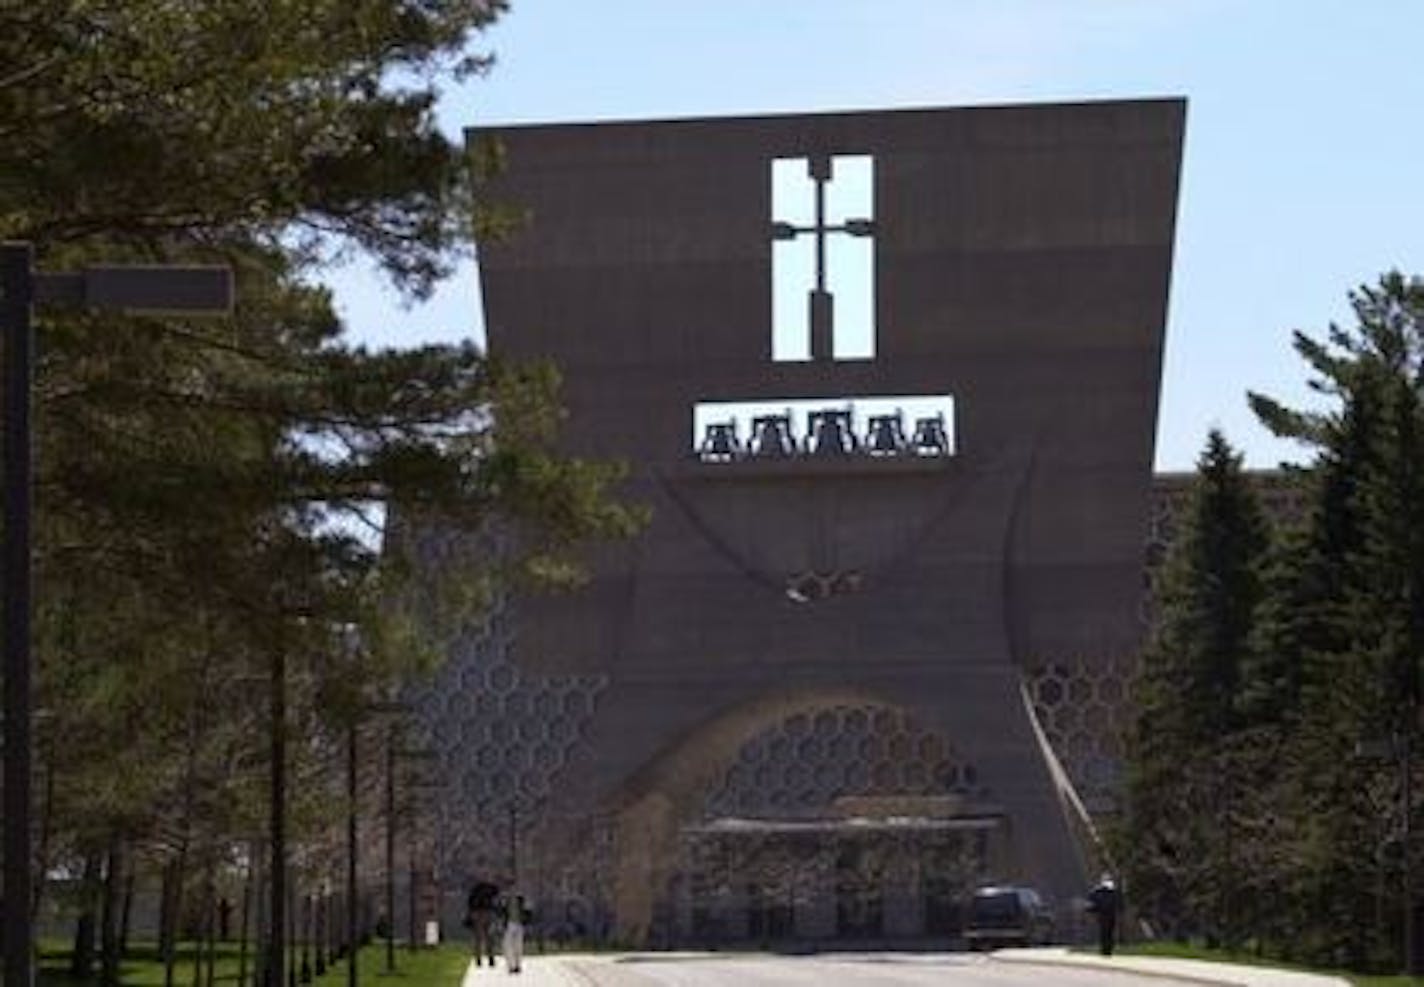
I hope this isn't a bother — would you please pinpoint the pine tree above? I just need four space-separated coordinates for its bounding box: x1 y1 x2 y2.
1 1 646 943
1249 272 1424 970
1122 429 1269 943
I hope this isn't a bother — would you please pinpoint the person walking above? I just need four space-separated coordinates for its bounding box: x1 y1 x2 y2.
465 880 500 968
1086 873 1121 956
501 894 531 975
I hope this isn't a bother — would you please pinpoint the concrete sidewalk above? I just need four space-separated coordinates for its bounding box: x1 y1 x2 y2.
991 947 1353 987
458 955 586 987
458 948 1357 986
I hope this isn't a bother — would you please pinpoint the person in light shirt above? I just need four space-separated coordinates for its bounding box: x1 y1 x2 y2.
500 893 532 975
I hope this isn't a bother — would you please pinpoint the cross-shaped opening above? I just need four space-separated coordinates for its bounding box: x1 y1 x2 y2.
771 155 875 362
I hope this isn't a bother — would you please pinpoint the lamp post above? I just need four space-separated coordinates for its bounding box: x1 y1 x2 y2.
401 772 439 953
2 242 231 987
383 731 435 972
343 695 405 987
387 752 436 962
268 602 319 987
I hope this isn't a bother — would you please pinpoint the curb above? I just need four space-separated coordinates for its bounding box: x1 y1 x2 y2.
988 951 1270 987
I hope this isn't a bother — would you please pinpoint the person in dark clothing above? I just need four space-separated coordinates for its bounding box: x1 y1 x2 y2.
466 880 500 967
1086 873 1121 956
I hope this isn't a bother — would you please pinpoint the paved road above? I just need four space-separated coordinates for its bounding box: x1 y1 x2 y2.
481 952 1212 987
572 953 1157 985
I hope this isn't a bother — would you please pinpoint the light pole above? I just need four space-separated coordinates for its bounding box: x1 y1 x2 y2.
343 695 404 987
383 730 435 971
402 772 439 953
2 243 230 987
390 753 436 960
269 602 318 987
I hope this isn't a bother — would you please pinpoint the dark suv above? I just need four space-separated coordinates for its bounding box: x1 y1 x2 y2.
963 885 1054 949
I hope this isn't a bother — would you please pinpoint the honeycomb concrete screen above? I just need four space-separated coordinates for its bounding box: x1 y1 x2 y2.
410 99 1185 945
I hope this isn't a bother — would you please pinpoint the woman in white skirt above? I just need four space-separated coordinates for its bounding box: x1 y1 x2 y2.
501 894 528 974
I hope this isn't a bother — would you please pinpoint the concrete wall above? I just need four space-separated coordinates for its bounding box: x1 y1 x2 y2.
464 99 1185 940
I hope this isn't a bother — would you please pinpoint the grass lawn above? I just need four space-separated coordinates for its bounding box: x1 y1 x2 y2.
1116 940 1424 986
26 941 469 987
38 941 246 987
310 944 469 987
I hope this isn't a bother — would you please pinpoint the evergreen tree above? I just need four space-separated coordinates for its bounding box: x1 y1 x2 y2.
1122 429 1270 943
1 1 645 954
1249 272 1424 970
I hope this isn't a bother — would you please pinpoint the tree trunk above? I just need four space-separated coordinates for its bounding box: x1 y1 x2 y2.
169 849 189 987
100 837 125 987
205 877 218 987
253 846 268 987
120 865 137 957
193 862 214 987
159 857 176 970
162 845 190 987
31 751 56 925
166 715 201 987
237 856 252 987
71 852 102 979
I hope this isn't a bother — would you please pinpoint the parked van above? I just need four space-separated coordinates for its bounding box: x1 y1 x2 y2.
963 885 1054 949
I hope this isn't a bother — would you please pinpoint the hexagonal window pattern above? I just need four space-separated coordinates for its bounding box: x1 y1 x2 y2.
1026 652 1137 816
704 702 989 820
401 585 608 879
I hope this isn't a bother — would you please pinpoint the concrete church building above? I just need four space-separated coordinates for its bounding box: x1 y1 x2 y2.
406 98 1186 945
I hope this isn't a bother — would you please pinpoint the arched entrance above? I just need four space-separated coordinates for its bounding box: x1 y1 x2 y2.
643 697 1002 945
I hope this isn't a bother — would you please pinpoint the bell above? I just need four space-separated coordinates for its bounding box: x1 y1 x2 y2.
807 409 856 456
864 413 907 457
698 421 741 463
749 414 795 458
911 414 950 456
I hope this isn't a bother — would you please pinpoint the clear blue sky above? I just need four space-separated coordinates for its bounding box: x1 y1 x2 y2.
330 0 1424 471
